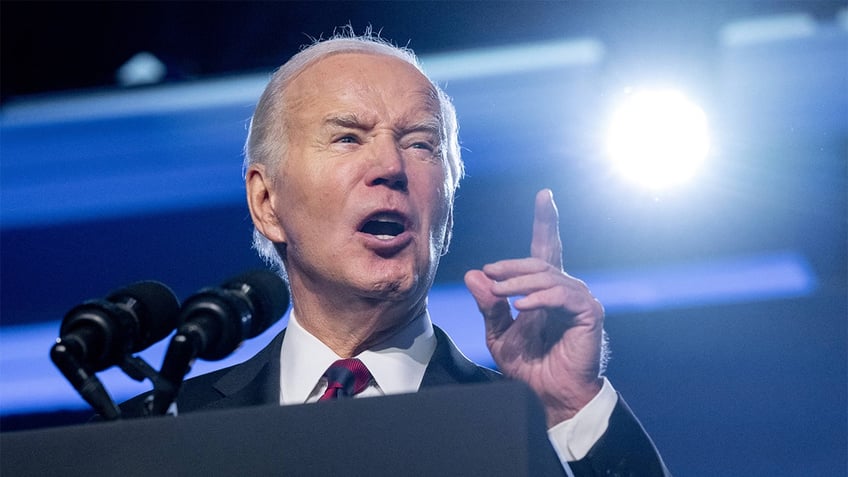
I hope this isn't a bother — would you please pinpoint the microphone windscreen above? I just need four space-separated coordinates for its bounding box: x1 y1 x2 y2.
106 280 180 351
222 270 289 338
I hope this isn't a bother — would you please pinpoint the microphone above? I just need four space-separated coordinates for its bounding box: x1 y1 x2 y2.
50 281 180 419
151 270 289 415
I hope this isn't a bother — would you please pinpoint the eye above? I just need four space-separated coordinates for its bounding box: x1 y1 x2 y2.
411 141 434 151
403 134 438 153
336 134 359 144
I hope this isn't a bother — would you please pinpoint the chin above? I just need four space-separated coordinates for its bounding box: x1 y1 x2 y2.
358 269 428 302
354 252 436 301
364 276 416 299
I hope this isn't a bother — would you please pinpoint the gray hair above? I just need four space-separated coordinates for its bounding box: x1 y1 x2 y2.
243 32 464 275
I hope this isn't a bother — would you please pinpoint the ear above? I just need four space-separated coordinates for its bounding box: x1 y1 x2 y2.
246 164 287 243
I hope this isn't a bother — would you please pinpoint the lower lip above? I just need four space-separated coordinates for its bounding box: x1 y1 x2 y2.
356 231 414 254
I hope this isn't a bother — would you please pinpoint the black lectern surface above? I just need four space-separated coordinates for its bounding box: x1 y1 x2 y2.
2 381 566 477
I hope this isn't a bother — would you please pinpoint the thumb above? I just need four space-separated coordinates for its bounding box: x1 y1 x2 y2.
464 270 513 339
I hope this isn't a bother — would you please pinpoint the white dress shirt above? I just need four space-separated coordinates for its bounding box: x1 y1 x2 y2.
279 311 436 405
278 311 617 462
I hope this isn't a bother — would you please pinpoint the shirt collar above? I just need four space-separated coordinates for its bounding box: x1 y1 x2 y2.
279 310 436 405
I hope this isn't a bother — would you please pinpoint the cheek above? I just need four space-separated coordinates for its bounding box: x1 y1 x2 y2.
278 157 333 208
423 185 453 244
280 164 360 235
434 202 452 246
274 167 322 240
426 168 452 224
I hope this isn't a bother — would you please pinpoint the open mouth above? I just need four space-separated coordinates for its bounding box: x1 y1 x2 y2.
359 213 407 240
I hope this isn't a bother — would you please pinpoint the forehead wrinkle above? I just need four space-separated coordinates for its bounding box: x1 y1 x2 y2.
286 53 444 137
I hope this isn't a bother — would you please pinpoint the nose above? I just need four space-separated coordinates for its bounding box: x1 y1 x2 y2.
365 137 408 192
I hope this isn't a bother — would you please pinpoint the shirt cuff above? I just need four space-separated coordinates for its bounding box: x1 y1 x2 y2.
546 377 617 462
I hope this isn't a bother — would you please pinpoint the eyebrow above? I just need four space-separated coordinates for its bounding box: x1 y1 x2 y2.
322 113 442 137
323 113 371 130
405 117 442 137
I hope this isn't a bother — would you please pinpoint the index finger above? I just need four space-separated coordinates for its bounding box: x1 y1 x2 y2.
530 189 564 270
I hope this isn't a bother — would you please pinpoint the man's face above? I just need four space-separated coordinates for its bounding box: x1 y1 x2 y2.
266 52 453 307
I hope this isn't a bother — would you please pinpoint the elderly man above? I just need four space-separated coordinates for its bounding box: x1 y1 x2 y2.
123 34 669 476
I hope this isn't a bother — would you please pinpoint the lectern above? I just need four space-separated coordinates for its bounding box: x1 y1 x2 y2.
2 381 566 476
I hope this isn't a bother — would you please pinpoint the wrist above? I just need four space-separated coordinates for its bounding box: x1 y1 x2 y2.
543 377 605 428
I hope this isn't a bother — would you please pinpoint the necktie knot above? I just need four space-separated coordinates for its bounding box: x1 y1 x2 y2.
319 358 372 401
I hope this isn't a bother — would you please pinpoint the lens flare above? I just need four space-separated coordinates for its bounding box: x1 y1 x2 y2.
607 89 710 189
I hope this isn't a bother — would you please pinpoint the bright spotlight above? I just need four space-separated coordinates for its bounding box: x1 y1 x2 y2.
606 89 710 189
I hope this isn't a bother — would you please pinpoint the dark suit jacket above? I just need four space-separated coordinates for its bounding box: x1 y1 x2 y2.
121 326 670 476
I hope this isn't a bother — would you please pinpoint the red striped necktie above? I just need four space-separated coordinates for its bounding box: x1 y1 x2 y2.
318 358 373 401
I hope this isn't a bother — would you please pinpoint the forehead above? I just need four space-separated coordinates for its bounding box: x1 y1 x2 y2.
282 52 440 125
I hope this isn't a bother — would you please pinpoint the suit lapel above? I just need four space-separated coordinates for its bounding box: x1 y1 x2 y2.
205 329 287 409
420 326 502 387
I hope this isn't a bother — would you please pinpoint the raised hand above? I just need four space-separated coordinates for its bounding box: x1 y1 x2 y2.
464 189 606 427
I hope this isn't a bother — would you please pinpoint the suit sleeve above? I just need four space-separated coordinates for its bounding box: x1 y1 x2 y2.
566 395 671 477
